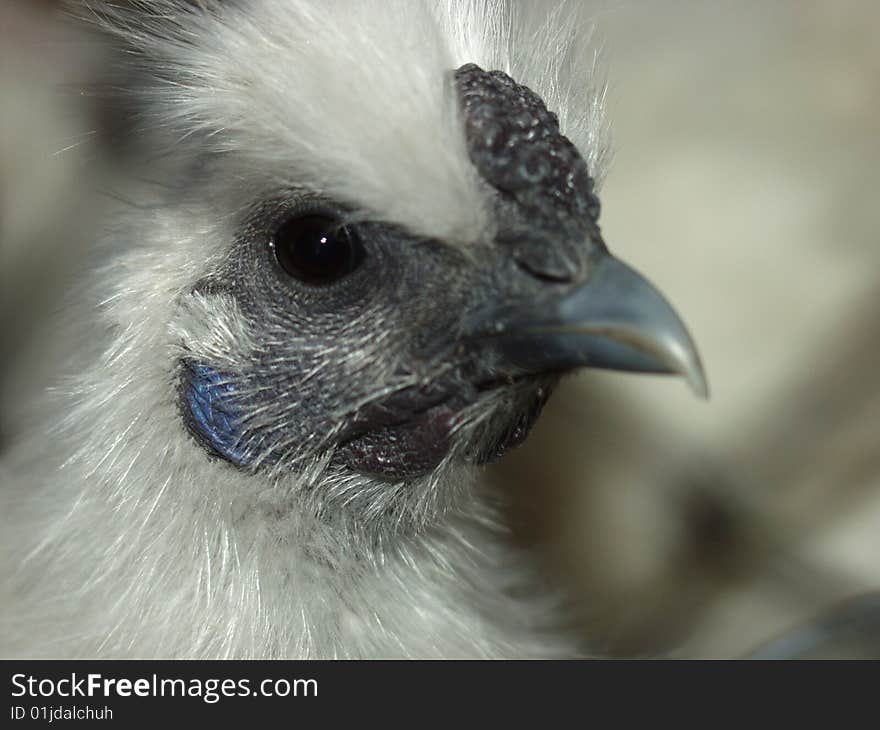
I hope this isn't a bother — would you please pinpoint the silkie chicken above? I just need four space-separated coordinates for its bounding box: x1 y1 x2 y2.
0 0 706 658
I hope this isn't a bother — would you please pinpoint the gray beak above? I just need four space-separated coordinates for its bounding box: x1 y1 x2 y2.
484 254 709 398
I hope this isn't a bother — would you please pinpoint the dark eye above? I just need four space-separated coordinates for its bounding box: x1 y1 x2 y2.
271 214 365 285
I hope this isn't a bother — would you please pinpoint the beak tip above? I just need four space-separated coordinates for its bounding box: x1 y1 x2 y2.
685 365 710 400
663 333 709 400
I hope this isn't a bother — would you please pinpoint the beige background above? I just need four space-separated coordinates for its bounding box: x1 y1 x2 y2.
492 0 880 656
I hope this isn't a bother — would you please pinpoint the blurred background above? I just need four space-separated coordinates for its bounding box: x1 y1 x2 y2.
2 1 879 657
495 0 880 658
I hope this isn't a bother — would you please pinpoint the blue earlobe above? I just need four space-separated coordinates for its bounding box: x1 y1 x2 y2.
181 362 250 466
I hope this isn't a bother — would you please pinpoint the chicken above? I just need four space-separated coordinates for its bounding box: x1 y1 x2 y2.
0 0 704 658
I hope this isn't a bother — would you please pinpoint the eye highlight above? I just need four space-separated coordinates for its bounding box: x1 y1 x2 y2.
271 214 365 285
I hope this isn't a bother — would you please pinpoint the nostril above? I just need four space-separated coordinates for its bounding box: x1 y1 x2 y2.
496 229 590 284
513 256 579 284
510 240 591 284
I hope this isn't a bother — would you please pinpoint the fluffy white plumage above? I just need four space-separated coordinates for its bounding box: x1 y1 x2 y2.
0 0 609 658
